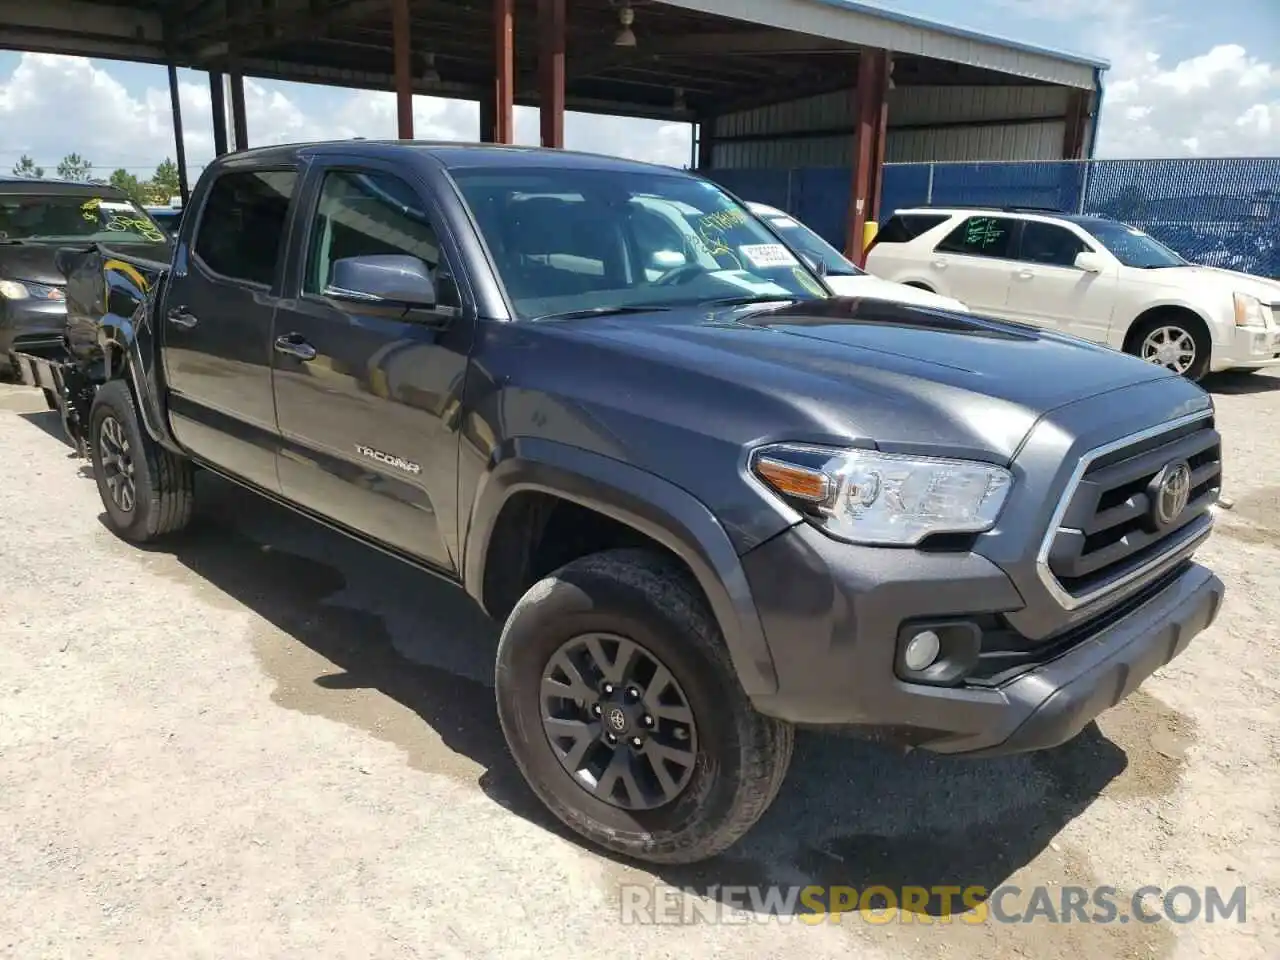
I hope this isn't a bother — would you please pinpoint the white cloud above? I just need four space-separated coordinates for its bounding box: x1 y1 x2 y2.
1099 45 1279 158
0 52 692 181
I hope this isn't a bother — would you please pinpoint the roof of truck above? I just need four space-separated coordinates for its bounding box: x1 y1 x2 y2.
217 139 692 175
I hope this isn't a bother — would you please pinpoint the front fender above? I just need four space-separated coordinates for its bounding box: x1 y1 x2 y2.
463 438 780 696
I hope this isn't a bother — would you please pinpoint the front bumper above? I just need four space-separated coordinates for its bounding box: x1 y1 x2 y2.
742 521 1223 756
1209 324 1280 372
0 298 65 371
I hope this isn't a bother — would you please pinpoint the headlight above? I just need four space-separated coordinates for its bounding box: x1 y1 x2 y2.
750 443 1012 546
1233 291 1268 328
0 279 64 301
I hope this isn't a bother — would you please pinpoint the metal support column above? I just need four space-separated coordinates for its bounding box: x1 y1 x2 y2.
166 62 190 205
209 70 228 157
845 48 890 265
391 0 413 138
229 72 249 151
538 0 565 148
491 0 514 143
696 121 714 169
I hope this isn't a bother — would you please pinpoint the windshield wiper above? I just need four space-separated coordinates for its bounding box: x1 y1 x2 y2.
529 304 672 322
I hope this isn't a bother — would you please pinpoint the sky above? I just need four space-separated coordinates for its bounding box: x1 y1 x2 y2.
0 0 1276 185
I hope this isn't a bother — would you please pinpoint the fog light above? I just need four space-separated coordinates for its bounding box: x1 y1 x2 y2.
903 630 941 671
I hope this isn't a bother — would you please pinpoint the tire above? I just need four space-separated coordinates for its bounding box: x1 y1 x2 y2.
88 379 195 542
494 548 794 864
1126 312 1212 381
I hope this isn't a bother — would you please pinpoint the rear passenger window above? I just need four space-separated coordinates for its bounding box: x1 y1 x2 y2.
934 216 1017 259
876 213 949 244
304 169 443 295
193 170 297 286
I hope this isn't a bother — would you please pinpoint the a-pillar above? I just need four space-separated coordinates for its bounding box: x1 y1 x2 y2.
845 47 891 265
483 0 514 142
538 0 564 148
208 71 228 157
229 71 249 151
391 0 414 138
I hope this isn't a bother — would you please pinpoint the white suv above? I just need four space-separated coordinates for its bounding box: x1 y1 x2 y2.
864 206 1280 380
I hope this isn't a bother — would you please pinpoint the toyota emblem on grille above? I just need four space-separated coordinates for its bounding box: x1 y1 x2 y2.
1149 460 1192 528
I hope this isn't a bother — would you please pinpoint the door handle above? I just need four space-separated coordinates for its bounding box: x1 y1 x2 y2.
931 259 948 270
167 307 198 328
1014 268 1035 280
274 334 317 361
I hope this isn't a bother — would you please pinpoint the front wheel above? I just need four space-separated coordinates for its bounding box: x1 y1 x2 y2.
494 548 794 864
89 379 195 542
1128 314 1211 380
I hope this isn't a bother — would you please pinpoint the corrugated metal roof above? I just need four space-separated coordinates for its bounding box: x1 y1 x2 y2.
661 0 1107 88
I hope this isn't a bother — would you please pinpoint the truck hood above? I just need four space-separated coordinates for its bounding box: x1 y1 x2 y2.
821 274 969 311
0 243 68 286
554 296 1182 463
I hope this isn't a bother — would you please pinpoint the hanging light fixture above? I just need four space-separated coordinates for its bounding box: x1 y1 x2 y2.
614 3 636 47
422 53 441 84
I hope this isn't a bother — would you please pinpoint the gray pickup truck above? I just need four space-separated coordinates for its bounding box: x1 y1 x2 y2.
10 141 1225 865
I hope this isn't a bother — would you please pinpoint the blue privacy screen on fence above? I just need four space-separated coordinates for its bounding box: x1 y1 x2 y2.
708 157 1280 278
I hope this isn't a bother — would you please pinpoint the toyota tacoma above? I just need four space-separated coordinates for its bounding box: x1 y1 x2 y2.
9 141 1225 865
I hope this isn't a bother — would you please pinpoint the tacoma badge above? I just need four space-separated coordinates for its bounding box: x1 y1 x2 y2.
354 443 422 476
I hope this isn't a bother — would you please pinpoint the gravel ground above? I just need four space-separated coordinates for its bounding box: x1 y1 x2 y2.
0 375 1276 960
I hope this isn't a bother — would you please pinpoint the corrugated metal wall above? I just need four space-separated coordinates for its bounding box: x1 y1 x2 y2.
709 85 1072 168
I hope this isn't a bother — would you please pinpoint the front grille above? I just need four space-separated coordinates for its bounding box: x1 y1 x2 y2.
1039 412 1220 607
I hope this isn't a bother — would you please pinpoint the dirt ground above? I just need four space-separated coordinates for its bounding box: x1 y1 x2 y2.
0 374 1276 960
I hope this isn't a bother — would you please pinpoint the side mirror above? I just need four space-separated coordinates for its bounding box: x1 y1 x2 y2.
800 252 827 277
1074 251 1105 273
651 249 687 270
325 254 437 308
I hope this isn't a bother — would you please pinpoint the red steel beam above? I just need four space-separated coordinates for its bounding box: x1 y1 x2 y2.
391 0 413 138
846 48 890 265
492 0 514 143
538 0 565 148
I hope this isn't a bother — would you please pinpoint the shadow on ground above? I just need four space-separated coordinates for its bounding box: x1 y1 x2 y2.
102 470 1130 919
1202 369 1280 395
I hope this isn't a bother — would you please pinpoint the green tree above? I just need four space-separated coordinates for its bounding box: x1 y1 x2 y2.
147 158 181 203
108 168 146 204
11 155 44 178
56 153 93 181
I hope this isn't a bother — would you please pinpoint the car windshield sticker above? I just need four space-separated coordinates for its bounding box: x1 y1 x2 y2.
739 243 799 269
964 217 1005 249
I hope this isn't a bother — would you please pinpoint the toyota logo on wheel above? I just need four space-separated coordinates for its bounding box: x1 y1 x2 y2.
607 707 627 731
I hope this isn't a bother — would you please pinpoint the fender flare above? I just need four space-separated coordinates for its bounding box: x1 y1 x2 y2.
462 438 780 697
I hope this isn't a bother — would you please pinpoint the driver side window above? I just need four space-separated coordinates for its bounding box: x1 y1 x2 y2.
304 169 445 297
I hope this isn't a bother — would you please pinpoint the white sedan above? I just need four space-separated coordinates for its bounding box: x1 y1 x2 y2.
745 202 969 313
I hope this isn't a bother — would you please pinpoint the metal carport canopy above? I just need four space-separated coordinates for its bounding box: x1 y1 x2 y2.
661 0 1107 89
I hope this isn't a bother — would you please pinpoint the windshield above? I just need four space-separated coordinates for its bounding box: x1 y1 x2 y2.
757 210 862 277
1080 219 1186 269
0 193 168 245
448 167 829 319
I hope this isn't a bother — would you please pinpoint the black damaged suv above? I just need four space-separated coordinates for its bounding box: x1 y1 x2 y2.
10 142 1225 864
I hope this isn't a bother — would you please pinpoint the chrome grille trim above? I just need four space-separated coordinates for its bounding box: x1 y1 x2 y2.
1035 409 1216 612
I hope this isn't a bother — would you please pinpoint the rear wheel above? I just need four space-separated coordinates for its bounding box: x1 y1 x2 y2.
89 379 194 542
494 548 793 864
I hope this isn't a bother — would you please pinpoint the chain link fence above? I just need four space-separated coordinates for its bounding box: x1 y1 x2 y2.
710 157 1280 278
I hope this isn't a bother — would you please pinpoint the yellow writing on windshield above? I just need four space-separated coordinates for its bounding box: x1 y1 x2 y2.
695 208 748 269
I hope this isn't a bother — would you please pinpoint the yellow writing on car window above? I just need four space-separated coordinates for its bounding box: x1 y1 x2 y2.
105 214 165 243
